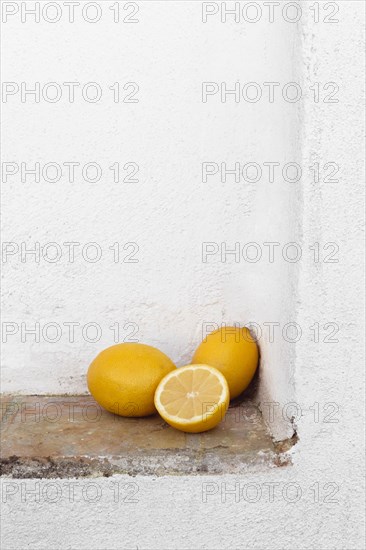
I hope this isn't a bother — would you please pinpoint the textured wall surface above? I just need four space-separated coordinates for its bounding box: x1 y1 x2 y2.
1 1 365 549
1 0 302 438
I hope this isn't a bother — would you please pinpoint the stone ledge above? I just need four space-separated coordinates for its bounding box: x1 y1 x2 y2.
0 396 295 478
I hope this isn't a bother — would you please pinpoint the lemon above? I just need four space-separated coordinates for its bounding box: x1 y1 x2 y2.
154 364 229 433
87 343 176 417
192 326 258 399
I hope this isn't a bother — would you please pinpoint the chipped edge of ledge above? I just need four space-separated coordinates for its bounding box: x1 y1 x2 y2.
0 442 297 479
272 430 299 467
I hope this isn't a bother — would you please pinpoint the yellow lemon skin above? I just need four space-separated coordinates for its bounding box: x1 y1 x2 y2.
87 343 176 417
192 327 258 399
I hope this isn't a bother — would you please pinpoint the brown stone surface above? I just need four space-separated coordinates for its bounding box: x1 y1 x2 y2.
0 396 293 478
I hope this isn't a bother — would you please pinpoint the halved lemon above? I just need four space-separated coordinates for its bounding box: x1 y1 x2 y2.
154 364 230 433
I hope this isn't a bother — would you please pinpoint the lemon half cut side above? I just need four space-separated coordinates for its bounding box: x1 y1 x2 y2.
154 364 230 433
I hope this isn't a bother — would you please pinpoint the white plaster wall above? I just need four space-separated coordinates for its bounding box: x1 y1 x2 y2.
1 2 365 549
1 0 302 439
1 464 363 550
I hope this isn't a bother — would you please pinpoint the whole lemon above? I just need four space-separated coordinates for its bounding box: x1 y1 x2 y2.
192 326 258 399
87 343 176 417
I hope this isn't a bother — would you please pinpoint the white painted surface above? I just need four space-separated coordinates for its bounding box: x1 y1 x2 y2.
1 1 365 549
0 464 363 550
1 0 302 438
